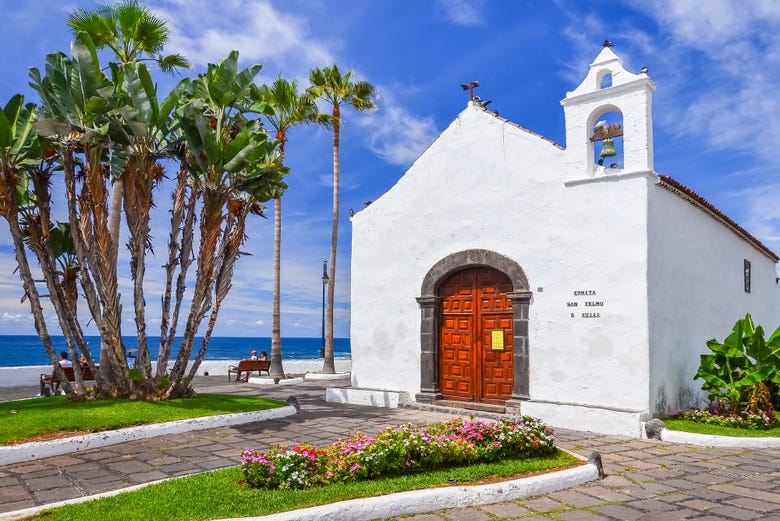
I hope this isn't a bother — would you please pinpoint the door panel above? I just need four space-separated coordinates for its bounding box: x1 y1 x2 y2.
439 267 513 403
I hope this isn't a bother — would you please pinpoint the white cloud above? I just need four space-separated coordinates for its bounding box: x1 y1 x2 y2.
155 0 334 78
359 91 439 166
2 312 28 323
255 320 264 325
627 1 780 166
437 0 487 27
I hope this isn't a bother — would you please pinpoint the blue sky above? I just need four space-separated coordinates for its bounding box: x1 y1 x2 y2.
0 0 778 338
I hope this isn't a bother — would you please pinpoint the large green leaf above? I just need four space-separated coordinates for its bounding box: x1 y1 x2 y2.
124 62 158 127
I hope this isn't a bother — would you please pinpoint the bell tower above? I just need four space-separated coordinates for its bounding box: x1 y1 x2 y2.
561 44 656 179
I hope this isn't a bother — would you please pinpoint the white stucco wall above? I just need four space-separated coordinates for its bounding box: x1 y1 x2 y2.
350 104 653 422
647 184 780 416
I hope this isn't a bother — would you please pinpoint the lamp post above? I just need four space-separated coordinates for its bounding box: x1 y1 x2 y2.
321 260 329 359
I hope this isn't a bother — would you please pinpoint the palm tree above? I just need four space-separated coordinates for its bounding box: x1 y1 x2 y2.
67 0 189 248
309 65 376 373
67 0 189 73
249 77 330 378
66 0 189 383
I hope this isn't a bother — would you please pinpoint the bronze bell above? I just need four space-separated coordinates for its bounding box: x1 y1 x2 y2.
599 138 617 159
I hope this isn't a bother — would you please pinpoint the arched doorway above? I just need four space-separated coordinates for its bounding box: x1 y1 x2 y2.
416 249 532 410
439 267 513 404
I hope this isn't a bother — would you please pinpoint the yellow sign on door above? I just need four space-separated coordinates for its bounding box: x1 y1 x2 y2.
491 330 504 350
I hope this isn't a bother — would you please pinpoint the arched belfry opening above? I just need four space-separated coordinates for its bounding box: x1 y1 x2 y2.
416 249 531 411
591 108 624 171
561 43 656 179
598 71 613 89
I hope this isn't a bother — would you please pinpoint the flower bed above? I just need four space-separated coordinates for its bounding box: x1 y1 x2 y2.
671 408 776 430
242 416 556 489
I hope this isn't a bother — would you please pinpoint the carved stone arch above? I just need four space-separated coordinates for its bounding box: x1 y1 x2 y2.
416 249 531 407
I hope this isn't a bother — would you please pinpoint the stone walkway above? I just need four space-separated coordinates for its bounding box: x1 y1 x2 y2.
2 378 780 520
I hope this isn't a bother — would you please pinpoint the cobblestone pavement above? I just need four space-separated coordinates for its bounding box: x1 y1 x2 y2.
2 378 780 520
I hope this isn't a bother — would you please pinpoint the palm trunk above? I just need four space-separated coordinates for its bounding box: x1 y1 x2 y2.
158 168 195 378
100 177 124 384
4 211 74 396
323 106 340 374
165 187 223 397
269 195 285 377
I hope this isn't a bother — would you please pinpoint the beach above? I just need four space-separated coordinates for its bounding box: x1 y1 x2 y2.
0 358 352 388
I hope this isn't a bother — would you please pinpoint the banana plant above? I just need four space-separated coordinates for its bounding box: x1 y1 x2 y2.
695 313 780 414
163 50 282 397
0 94 87 397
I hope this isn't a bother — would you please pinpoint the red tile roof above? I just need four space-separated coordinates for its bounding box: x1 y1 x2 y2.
657 175 779 262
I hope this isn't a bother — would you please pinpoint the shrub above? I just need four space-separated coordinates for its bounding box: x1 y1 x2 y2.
671 407 776 430
695 313 780 415
242 416 556 489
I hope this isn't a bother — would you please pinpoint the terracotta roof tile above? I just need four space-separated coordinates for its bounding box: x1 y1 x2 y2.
657 175 779 262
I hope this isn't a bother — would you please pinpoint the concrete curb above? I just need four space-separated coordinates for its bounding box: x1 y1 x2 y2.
660 428 780 448
0 406 296 466
247 377 305 386
215 461 600 521
303 372 351 381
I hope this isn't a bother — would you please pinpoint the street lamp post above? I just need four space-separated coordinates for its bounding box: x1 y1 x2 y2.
321 260 329 359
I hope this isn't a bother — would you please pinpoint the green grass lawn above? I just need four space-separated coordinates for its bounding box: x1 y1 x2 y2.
31 450 581 521
0 394 286 445
664 418 780 437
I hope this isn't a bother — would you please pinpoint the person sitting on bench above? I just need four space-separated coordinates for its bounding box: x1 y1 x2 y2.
40 351 72 396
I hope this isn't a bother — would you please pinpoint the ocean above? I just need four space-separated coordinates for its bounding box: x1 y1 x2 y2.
0 335 350 367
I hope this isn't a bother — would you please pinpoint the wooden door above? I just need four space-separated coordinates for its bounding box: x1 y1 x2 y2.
439 267 513 403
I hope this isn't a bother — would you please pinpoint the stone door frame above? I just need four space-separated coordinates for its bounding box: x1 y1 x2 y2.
416 249 531 409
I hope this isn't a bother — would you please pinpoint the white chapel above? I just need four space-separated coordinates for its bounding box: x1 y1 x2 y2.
335 46 780 436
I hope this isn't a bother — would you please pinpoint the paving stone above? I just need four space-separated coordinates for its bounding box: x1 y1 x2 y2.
658 478 702 491
479 501 530 517
32 486 81 502
521 497 568 512
708 504 764 520
26 476 70 491
737 479 777 490
598 475 634 488
635 512 691 521
0 500 37 514
592 504 646 520
726 496 780 513
127 470 168 483
441 506 490 521
625 498 677 512
556 510 611 521
711 484 780 504
0 485 30 503
548 490 606 508
579 484 634 503
679 498 719 510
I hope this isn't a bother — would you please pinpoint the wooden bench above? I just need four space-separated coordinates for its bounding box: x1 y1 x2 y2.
40 365 98 395
51 365 97 385
228 360 270 381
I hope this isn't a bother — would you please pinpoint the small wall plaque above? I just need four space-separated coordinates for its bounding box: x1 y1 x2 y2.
491 330 504 350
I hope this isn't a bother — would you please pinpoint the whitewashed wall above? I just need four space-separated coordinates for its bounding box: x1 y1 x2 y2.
350 104 653 429
647 185 780 416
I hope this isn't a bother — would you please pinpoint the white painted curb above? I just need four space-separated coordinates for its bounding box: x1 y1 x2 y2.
0 406 296 466
247 377 305 386
215 462 599 521
303 372 351 381
660 428 780 448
